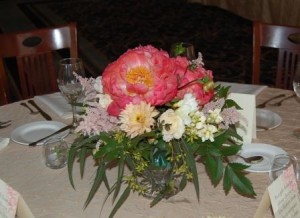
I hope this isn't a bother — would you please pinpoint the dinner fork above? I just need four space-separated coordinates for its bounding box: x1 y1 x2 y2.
0 120 11 126
256 93 285 108
0 120 11 129
20 102 39 114
268 94 296 107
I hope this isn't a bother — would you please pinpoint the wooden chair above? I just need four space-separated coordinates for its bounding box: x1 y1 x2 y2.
252 21 300 89
0 22 78 105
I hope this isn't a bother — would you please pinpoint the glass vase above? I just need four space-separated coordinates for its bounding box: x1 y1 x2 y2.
140 167 179 199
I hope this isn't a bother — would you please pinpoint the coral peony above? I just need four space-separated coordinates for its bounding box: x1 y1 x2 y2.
175 56 214 105
102 45 179 116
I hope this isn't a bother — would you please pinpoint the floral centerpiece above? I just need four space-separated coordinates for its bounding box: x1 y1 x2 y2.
68 45 255 217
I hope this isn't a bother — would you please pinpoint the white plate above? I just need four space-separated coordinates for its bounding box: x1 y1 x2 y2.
234 143 287 173
11 121 69 146
256 109 282 131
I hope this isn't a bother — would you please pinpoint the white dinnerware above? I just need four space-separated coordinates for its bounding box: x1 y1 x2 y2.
234 143 287 173
256 109 282 131
11 121 69 146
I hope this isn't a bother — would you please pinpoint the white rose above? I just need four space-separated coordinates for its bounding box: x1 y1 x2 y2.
159 109 185 142
175 93 198 125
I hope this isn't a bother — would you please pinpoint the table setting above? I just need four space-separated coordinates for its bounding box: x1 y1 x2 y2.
1 43 300 217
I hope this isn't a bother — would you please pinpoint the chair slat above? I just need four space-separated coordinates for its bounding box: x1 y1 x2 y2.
0 22 78 105
252 21 300 89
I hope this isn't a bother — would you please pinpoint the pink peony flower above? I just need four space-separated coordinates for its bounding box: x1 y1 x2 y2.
175 56 214 105
102 45 179 116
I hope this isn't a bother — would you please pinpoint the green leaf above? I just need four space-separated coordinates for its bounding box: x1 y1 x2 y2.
109 186 131 218
102 171 110 191
224 163 256 196
179 174 187 191
104 148 123 161
150 193 164 208
223 166 232 194
74 135 100 149
206 155 223 184
79 147 87 178
229 162 251 171
95 143 121 159
220 144 241 156
113 156 125 203
67 146 78 189
181 139 200 201
171 43 186 57
125 155 136 173
224 99 242 109
215 85 230 98
84 163 106 208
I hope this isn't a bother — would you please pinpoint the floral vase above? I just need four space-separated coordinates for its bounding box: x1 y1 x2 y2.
140 150 180 199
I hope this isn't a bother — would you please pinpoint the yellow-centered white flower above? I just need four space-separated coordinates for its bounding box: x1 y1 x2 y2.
119 101 159 138
159 109 185 142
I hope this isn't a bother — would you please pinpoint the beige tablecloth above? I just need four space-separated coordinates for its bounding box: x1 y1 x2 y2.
189 0 300 26
0 88 299 217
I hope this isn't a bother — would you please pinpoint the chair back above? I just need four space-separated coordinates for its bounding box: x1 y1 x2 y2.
0 22 78 105
253 21 300 89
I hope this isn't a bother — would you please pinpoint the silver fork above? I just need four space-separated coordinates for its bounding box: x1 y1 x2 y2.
0 120 11 125
0 120 11 129
256 93 286 108
269 94 296 107
20 102 39 114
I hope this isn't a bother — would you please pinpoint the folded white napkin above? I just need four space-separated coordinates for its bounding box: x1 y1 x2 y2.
34 92 72 119
217 82 267 96
0 137 9 151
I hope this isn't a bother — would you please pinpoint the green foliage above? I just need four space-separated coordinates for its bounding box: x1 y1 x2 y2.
171 43 186 57
67 90 256 217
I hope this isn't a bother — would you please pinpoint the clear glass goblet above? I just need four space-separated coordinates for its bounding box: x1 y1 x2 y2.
293 70 300 137
57 58 85 131
170 42 196 60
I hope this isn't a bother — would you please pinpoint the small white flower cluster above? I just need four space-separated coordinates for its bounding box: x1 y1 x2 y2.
159 93 235 143
187 110 220 142
190 52 204 66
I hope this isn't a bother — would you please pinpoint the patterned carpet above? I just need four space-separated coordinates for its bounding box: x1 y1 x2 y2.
18 0 276 85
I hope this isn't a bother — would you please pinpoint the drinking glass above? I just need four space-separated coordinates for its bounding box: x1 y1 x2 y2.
170 42 196 60
43 138 68 169
269 154 300 182
57 58 85 131
292 70 300 137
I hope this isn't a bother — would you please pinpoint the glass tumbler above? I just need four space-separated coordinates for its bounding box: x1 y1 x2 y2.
43 138 68 169
269 154 300 182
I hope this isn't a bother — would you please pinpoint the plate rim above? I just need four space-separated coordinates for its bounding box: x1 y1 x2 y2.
236 143 287 173
256 108 282 131
11 121 69 146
